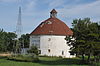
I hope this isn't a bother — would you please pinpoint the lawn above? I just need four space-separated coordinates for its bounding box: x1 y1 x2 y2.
0 56 89 66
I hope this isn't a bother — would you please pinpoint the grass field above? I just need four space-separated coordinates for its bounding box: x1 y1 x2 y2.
0 56 89 66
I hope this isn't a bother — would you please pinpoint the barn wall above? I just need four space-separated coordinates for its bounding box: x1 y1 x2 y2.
30 35 75 58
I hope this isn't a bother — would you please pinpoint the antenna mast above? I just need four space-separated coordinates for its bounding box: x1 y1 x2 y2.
15 0 23 54
16 6 22 38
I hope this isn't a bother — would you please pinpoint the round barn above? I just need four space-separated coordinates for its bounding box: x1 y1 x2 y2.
30 9 75 58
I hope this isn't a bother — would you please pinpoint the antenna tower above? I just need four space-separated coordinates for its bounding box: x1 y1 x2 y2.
16 6 22 38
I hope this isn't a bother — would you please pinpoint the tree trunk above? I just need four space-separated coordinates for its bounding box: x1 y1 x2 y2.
94 55 97 62
76 53 79 57
82 54 85 61
88 54 91 62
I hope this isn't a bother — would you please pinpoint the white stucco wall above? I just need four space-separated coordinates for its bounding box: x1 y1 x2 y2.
30 35 75 58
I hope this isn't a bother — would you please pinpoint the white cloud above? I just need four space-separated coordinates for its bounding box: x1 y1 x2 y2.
22 0 100 32
58 0 100 21
25 0 36 12
49 0 65 8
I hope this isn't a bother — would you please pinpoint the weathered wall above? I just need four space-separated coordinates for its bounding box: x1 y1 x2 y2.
30 35 75 58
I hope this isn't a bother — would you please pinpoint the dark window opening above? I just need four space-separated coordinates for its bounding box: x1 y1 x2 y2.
48 49 50 53
48 38 51 41
62 51 64 55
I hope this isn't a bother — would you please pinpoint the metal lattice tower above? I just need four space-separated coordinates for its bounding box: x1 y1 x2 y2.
16 6 22 38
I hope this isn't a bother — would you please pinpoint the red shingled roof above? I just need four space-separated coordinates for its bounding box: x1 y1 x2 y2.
30 17 73 36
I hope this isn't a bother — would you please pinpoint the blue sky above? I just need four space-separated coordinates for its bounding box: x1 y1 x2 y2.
0 0 100 34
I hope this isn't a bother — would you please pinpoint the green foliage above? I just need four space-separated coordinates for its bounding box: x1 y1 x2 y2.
66 18 100 62
27 46 39 55
0 56 89 66
19 34 30 48
8 54 39 62
0 29 29 54
0 29 17 52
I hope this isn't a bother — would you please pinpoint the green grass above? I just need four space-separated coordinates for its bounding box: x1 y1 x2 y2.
0 57 89 66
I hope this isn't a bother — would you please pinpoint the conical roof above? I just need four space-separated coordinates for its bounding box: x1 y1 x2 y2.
30 9 73 36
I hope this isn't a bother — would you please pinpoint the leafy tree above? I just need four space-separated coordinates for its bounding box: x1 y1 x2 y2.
66 18 100 62
0 29 17 52
19 34 30 48
0 29 8 52
85 23 100 62
6 32 17 52
27 46 39 55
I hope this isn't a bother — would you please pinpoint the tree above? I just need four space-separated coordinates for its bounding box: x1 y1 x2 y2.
66 18 100 62
85 23 100 62
27 46 39 55
6 32 17 52
0 29 8 52
0 29 17 52
19 34 30 48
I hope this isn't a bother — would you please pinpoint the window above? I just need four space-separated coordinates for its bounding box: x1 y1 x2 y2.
62 51 64 55
48 38 51 41
48 49 50 53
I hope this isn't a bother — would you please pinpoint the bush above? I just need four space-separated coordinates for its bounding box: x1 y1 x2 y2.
27 46 39 55
8 54 39 62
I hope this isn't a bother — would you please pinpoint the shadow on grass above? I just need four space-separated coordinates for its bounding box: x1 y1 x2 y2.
38 58 88 65
0 56 8 59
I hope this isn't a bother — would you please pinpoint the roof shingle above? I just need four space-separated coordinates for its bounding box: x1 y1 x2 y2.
30 17 73 36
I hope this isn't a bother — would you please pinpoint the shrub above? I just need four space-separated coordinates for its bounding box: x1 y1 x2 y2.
8 54 39 62
27 46 39 55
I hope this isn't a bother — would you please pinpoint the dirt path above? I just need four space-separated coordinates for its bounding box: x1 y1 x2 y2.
0 53 11 56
